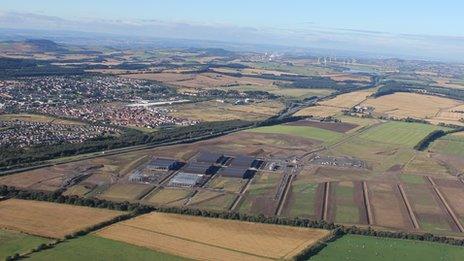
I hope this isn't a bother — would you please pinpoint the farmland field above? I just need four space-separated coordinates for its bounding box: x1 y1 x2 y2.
207 176 247 192
359 121 447 147
282 170 319 218
96 212 330 261
431 134 464 157
0 229 51 260
188 191 236 211
310 235 464 261
332 181 361 224
238 171 283 215
0 199 124 238
144 188 192 207
361 93 462 124
294 105 342 117
248 125 343 143
28 236 185 261
319 90 373 108
99 183 153 202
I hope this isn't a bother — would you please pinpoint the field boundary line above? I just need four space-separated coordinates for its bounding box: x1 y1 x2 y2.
229 178 253 212
323 182 330 221
397 183 420 229
275 174 294 216
362 181 373 225
110 223 274 260
426 176 464 232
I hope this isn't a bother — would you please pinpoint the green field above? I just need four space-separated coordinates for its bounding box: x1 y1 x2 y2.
333 183 359 224
359 122 447 147
28 236 186 260
249 125 343 143
287 182 318 218
431 134 464 157
310 235 464 261
0 229 51 260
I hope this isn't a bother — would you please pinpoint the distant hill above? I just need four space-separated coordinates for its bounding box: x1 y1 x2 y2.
0 39 66 53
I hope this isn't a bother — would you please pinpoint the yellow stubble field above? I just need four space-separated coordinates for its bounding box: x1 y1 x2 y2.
96 212 330 261
0 199 124 238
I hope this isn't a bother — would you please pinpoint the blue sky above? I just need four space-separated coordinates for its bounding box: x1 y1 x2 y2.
1 1 464 61
2 0 463 36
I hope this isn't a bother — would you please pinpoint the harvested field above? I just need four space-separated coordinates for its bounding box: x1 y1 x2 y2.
361 93 462 124
145 188 192 207
98 183 153 202
367 182 412 230
96 212 330 261
0 199 124 238
319 90 373 109
285 120 358 133
294 105 342 117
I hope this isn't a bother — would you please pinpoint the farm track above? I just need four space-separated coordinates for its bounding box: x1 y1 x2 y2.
397 183 420 229
362 181 373 225
275 174 295 216
426 176 464 232
322 182 330 221
229 178 253 212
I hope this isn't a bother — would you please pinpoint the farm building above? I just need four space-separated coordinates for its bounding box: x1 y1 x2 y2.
168 172 204 187
146 158 182 171
218 167 255 179
181 162 214 175
229 155 263 169
196 151 229 165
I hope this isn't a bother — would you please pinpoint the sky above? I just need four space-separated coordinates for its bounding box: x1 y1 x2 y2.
1 1 464 61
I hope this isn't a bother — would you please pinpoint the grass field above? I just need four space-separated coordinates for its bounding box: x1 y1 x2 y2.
431 134 464 157
0 199 124 238
249 125 343 143
207 176 247 192
96 212 330 260
0 113 84 125
359 121 447 147
0 229 51 260
28 236 185 261
310 235 464 261
333 182 359 224
188 191 236 211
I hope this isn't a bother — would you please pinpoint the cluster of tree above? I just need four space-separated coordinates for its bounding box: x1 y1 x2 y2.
0 58 89 79
373 81 464 101
414 127 464 151
0 120 254 171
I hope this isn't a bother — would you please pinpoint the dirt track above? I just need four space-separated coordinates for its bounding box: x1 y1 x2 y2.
426 176 464 232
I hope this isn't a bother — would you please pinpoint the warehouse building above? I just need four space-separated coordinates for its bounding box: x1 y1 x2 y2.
168 172 204 187
181 162 214 175
218 166 255 179
146 158 182 171
196 151 229 165
229 155 263 169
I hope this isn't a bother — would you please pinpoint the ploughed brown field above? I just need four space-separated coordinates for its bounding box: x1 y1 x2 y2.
96 212 330 261
0 199 124 238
